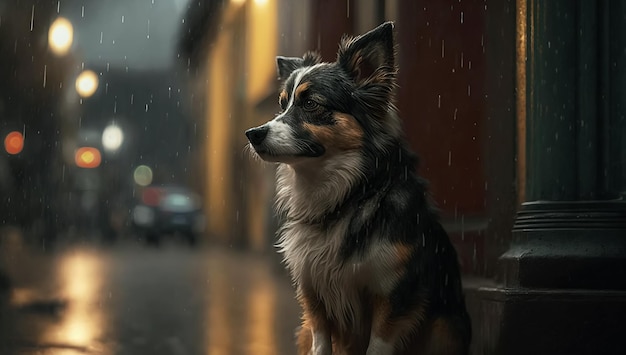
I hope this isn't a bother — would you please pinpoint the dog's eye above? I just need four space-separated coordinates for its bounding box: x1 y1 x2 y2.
303 99 319 111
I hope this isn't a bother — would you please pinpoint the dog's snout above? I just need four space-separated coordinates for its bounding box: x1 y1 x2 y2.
245 126 269 145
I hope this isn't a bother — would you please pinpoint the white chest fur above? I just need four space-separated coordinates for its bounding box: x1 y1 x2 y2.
278 218 364 331
278 217 405 334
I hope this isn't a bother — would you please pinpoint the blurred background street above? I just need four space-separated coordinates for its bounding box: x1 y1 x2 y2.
2 0 625 353
0 230 300 355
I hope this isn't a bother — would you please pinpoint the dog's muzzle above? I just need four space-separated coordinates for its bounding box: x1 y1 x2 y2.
245 125 268 146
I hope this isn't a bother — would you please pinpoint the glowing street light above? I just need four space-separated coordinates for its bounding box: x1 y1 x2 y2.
133 165 153 187
4 131 24 155
75 147 101 168
102 124 124 152
75 70 99 98
48 17 74 56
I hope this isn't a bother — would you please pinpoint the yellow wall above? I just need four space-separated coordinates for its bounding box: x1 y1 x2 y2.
203 0 277 248
246 0 277 103
206 29 235 240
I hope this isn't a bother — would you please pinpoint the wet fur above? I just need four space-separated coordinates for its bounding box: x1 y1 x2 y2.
246 22 470 355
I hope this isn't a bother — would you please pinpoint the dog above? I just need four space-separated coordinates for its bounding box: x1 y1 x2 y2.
245 22 471 355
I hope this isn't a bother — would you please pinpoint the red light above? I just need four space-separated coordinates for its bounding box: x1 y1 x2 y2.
142 187 162 206
4 131 24 155
75 147 101 168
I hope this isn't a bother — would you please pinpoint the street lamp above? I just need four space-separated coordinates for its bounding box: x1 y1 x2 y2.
102 124 124 153
133 165 153 187
75 70 99 98
48 17 74 56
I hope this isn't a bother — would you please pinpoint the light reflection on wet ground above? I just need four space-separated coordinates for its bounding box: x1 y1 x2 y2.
0 234 300 355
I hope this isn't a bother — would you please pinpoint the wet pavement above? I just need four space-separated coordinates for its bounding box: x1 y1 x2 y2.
0 231 301 355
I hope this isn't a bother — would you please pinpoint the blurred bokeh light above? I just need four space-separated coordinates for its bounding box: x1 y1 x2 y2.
102 124 124 153
75 147 102 168
4 131 24 155
133 165 154 186
48 17 74 56
75 70 99 98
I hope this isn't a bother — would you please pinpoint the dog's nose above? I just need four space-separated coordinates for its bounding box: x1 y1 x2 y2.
245 126 269 145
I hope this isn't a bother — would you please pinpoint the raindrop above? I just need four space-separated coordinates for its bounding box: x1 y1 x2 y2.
448 151 452 166
145 104 149 112
81 5 84 18
346 0 350 18
472 243 477 268
453 108 458 120
461 215 465 241
467 85 471 96
438 94 441 108
147 19 150 39
42 65 47 88
30 5 35 31
100 32 103 44
460 11 464 24
441 40 445 58
130 94 134 105
460 52 464 68
57 1 60 13
106 62 110 72
121 15 125 24
422 233 425 247
168 87 172 99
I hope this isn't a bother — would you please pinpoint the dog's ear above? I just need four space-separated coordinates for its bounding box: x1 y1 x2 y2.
276 56 304 81
276 52 322 81
337 22 396 85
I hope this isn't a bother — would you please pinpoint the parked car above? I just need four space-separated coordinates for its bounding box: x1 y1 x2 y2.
131 185 205 245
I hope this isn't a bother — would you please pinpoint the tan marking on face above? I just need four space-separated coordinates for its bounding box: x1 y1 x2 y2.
295 82 311 100
303 113 363 152
279 90 288 104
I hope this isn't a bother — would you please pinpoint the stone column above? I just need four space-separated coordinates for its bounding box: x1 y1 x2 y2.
472 1 626 353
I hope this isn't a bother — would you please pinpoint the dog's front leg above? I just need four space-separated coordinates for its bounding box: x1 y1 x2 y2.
366 297 422 355
297 286 332 355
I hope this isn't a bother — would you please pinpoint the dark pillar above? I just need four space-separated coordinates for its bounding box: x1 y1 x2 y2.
470 1 626 354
